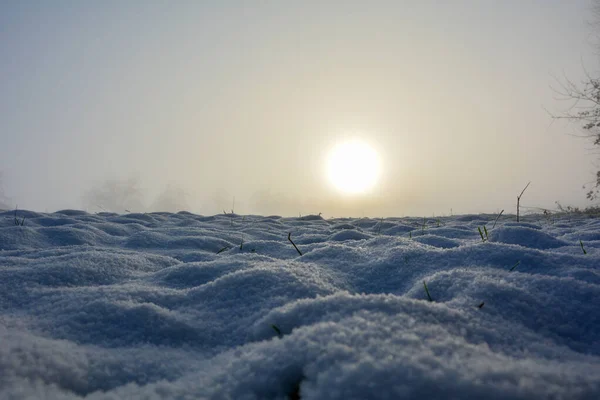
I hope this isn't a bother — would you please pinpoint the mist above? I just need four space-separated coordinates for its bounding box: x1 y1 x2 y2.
1 1 598 217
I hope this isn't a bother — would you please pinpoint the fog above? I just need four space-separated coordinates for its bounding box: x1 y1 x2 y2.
1 1 598 217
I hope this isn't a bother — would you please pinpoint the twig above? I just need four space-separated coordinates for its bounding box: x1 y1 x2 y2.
288 232 303 256
517 182 531 222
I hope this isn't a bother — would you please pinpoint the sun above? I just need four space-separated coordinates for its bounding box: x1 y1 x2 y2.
327 140 381 194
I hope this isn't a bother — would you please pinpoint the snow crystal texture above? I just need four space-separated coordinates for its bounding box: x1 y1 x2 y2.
1 210 599 399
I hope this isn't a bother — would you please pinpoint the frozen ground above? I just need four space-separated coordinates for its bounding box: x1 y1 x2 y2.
0 210 599 399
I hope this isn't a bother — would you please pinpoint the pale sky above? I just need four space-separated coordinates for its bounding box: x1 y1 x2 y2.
1 0 599 217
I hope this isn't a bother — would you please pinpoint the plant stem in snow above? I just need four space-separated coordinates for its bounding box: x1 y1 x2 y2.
216 246 230 254
478 227 487 242
509 260 521 272
423 281 433 302
492 209 504 229
517 182 530 223
271 324 283 338
288 232 303 256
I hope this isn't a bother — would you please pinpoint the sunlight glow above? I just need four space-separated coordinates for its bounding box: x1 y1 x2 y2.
327 140 381 194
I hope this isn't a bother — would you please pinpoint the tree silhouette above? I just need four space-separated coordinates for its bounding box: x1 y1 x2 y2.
550 71 600 200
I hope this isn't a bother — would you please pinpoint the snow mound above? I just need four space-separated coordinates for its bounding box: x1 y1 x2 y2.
489 225 569 249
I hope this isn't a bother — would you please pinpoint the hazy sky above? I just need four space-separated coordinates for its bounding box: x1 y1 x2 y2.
1 0 599 217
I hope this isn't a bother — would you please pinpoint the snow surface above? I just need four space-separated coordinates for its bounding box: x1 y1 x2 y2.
1 210 599 399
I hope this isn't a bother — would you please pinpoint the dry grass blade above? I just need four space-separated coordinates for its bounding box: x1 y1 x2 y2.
580 240 587 255
509 260 521 272
423 281 433 302
492 209 504 229
216 246 230 254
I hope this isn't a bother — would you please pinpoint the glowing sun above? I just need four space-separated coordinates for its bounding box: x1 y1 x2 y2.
327 140 381 194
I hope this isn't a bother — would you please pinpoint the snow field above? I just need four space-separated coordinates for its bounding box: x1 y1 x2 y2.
0 210 599 399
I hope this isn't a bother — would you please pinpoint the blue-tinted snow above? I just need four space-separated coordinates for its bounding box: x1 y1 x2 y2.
1 210 599 399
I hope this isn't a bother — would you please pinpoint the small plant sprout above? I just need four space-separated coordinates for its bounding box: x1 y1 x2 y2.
516 182 531 223
477 226 488 242
216 245 230 254
288 232 303 256
271 324 283 338
580 240 587 255
239 238 244 250
376 217 384 235
509 260 521 272
492 209 504 229
14 206 25 226
423 281 433 302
